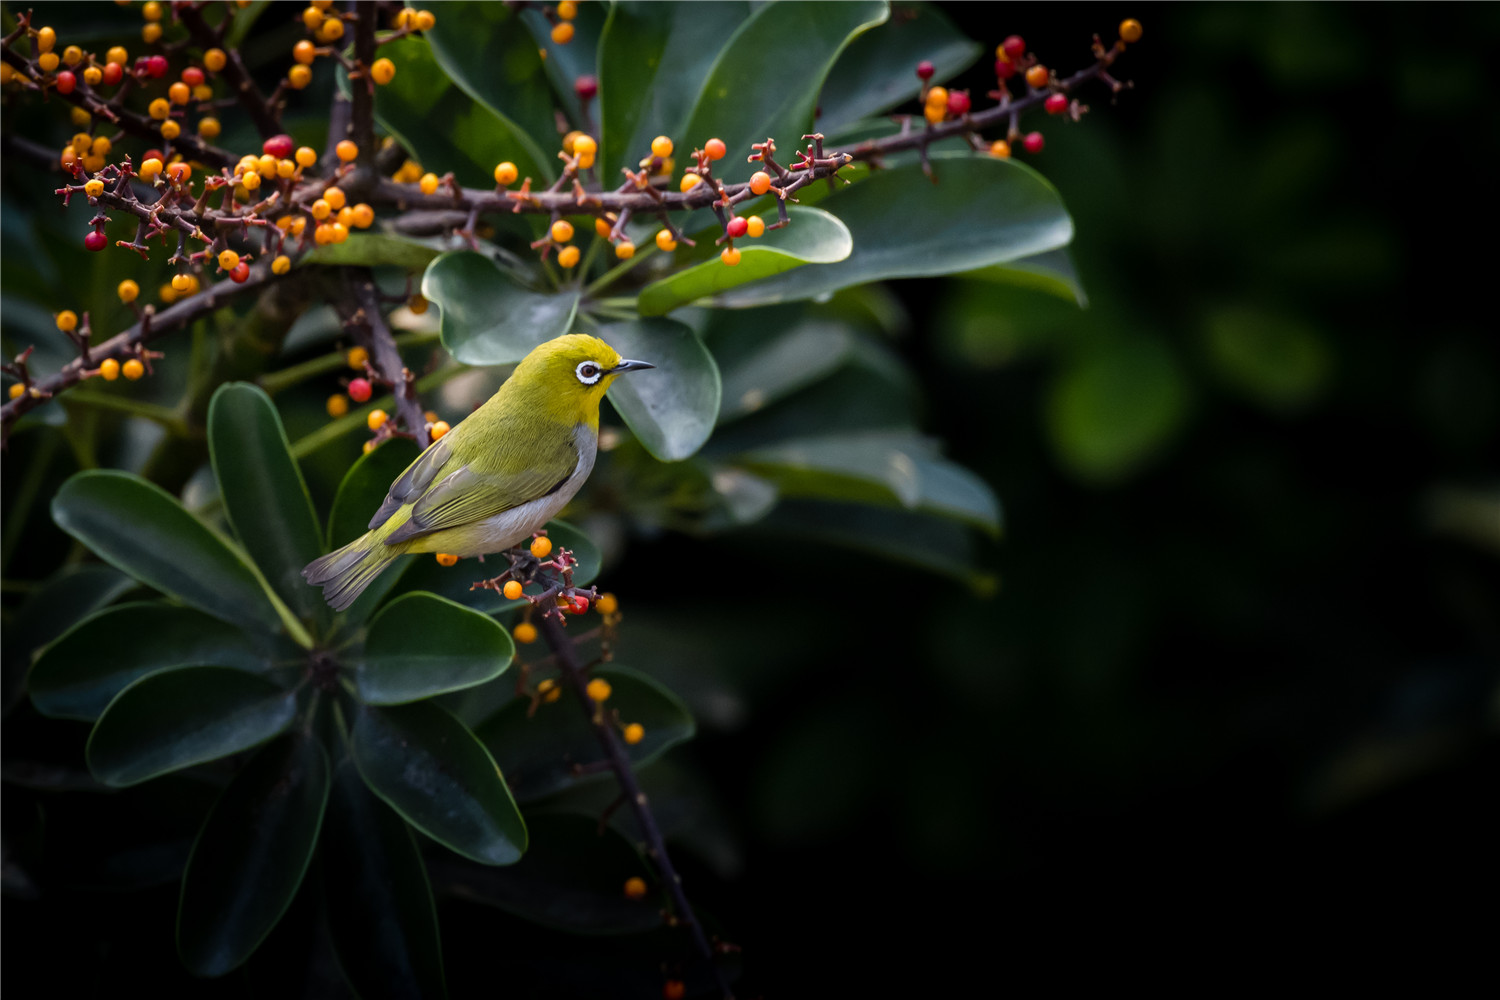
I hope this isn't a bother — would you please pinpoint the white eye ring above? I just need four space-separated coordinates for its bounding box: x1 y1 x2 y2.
575 361 603 385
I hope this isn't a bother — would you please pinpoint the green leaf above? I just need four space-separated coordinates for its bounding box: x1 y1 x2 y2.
714 155 1074 307
323 760 447 1000
598 318 721 461
373 34 552 188
737 431 1001 533
678 1 888 185
477 666 695 802
30 602 276 722
391 519 601 614
209 383 328 628
959 247 1088 307
427 814 659 935
597 1 753 179
356 593 514 705
87 667 298 787
519 1 606 134
299 233 442 271
637 207 853 317
423 251 580 366
352 701 527 865
178 732 329 977
1045 336 1191 484
1203 304 1332 413
816 1 982 135
51 470 286 637
712 318 855 423
3 564 132 715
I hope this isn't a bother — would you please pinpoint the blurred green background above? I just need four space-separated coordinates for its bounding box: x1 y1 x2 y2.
4 2 1498 992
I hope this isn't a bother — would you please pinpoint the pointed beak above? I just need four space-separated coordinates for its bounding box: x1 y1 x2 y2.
610 359 655 373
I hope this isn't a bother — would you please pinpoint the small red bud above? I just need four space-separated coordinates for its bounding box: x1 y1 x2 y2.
84 231 107 252
1023 131 1045 154
947 90 971 115
1045 93 1068 115
994 58 1016 80
574 74 597 99
348 378 372 403
181 66 205 87
726 216 748 238
263 134 294 159
146 55 168 79
915 60 934 81
102 61 123 86
55 70 76 94
230 261 250 283
1002 35 1026 60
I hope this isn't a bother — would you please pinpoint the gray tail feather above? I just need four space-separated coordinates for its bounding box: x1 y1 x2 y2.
303 537 398 612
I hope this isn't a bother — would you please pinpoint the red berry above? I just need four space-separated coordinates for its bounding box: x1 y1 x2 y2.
947 90 971 115
263 134 294 159
134 57 150 77
994 58 1016 80
348 378 372 403
1023 131 1044 154
230 261 250 283
726 216 748 238
1002 35 1026 60
84 231 107 252
567 596 588 615
146 55 168 79
1045 93 1068 115
181 66 204 87
56 70 76 94
574 74 597 99
915 60 934 80
102 61 122 86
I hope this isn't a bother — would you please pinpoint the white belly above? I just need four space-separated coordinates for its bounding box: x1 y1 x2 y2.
450 423 597 557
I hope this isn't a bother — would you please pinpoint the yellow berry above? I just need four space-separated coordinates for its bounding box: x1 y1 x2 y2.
371 57 395 85
326 393 349 418
310 199 331 220
8 383 24 400
350 203 374 228
586 677 611 702
84 179 104 197
293 39 316 66
217 250 240 272
1120 19 1143 43
494 161 518 186
198 116 221 138
514 622 538 644
106 46 128 66
394 7 415 29
1025 64 1049 89
556 245 580 268
160 120 183 141
288 65 312 89
272 254 291 274
551 219 574 243
704 137 727 160
418 172 439 195
623 875 646 898
117 280 140 303
558 1 578 20
615 241 635 260
345 346 369 369
143 1 163 21
56 310 78 332
205 48 226 72
241 170 261 191
295 146 318 168
38 52 60 73
99 358 121 381
277 158 296 179
594 216 614 239
302 6 324 29
502 580 524 600
139 157 164 180
989 140 1011 158
721 246 741 266
366 409 388 432
36 27 57 53
323 186 346 210
79 70 100 90
413 9 436 31
429 420 450 440
573 135 596 157
595 593 618 615
141 23 162 44
623 723 644 745
551 22 574 44
746 215 765 238
923 103 946 125
530 536 553 559
336 139 358 162
148 98 170 120
122 359 145 381
169 81 190 105
679 173 702 193
62 45 83 66
435 552 458 567
655 230 677 252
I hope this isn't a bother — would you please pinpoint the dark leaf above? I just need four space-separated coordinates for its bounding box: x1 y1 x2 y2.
356 593 514 705
599 318 721 461
423 252 579 366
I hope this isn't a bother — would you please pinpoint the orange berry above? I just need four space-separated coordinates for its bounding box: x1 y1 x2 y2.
366 409 387 431
572 134 596 157
655 230 677 252
1025 64 1049 88
679 173 702 193
117 280 140 303
663 981 685 1000
557 0 578 19
84 179 104 197
704 137 726 160
311 199 331 220
530 536 553 559
148 98 170 120
122 358 145 381
408 294 428 315
556 245 580 268
745 215 765 238
595 593 618 615
168 81 190 104
595 216 614 239
318 17 345 42
925 86 948 108
350 203 374 228
498 579 523 601
204 48 226 72
513 622 538 644
8 383 24 400
141 23 162 44
55 310 78 332
217 249 240 271
336 139 358 162
615 241 635 260
586 677 611 702
1120 19 1143 43
435 553 458 567
923 103 945 125
418 172 439 195
429 420 450 440
346 346 369 369
493 161 518 186
288 65 312 89
323 186 346 210
749 170 772 195
623 723 644 744
35 26 57 53
272 255 291 275
989 140 1011 158
293 40 316 65
198 116 221 138
551 22 574 44
550 219 574 243
326 393 348 417
721 246 741 266
296 146 318 168
142 1 163 20
159 121 181 140
623 876 646 898
99 358 121 381
413 9 435 30
651 135 673 159
371 57 395 84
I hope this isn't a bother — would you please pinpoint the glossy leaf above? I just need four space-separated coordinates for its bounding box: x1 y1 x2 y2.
87 667 298 787
356 593 514 705
519 1 606 132
713 318 854 423
209 383 328 627
817 2 982 135
638 207 853 317
51 470 286 636
960 247 1088 307
352 701 527 866
178 732 330 977
599 318 721 462
477 666 695 802
678 1 888 188
372 35 552 188
300 233 442 272
30 602 275 722
392 519 601 614
423 252 579 366
3 564 132 715
323 760 447 1000
597 1 753 179
715 155 1074 307
428 815 659 935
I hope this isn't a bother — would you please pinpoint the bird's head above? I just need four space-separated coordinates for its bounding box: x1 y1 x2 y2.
508 333 654 428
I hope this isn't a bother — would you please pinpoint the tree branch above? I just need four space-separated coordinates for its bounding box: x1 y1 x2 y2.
176 3 283 140
331 270 432 449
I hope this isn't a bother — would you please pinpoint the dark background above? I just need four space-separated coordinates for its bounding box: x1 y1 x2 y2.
5 2 1499 994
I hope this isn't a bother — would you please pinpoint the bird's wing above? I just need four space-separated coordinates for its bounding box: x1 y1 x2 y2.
368 434 454 529
380 432 577 546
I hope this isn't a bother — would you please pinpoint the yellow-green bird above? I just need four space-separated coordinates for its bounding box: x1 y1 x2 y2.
303 333 653 611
